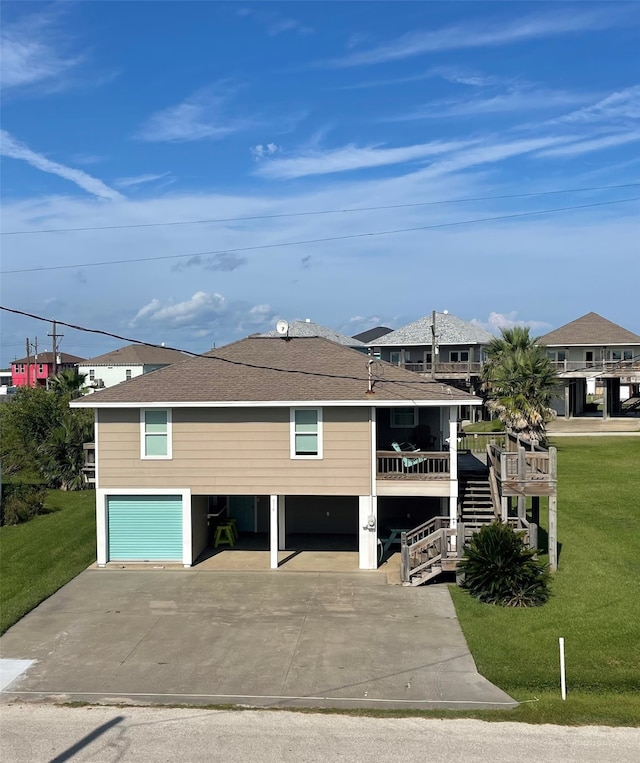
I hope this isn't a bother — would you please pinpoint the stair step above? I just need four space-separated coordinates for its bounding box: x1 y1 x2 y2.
410 566 442 586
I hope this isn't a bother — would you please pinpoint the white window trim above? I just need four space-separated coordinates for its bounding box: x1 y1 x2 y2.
140 408 172 460
390 407 418 428
290 407 323 460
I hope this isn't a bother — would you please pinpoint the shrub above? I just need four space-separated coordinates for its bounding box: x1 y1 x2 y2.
458 521 550 607
1 484 48 526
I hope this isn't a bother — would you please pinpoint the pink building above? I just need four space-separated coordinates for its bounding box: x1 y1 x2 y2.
11 351 85 388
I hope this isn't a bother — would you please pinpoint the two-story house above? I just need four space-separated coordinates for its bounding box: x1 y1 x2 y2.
538 312 640 419
367 311 494 421
11 351 85 388
72 336 480 572
78 344 189 390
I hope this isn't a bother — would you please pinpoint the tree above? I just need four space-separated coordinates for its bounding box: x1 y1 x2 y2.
48 369 88 399
0 385 93 488
482 326 559 445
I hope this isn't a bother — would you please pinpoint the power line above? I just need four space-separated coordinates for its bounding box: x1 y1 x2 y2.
3 304 632 384
3 196 639 276
2 182 638 236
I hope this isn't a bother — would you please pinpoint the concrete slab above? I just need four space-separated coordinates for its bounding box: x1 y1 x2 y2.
0 570 516 710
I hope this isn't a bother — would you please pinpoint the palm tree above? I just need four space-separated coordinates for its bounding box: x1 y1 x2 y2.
48 369 87 399
482 327 559 445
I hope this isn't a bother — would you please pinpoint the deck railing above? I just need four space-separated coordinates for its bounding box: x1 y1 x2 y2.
376 450 450 478
401 361 484 376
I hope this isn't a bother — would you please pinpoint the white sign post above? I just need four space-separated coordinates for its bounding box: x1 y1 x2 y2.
559 637 567 700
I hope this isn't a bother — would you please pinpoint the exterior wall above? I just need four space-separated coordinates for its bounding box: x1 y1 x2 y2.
97 406 371 495
377 344 485 365
11 361 80 387
79 365 144 389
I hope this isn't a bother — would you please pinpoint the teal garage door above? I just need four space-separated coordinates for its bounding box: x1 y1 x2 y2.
107 495 183 562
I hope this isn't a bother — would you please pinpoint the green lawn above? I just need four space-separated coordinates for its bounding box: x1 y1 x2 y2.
0 489 96 635
451 436 640 725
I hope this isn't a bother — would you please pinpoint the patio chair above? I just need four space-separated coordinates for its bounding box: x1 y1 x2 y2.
391 441 427 469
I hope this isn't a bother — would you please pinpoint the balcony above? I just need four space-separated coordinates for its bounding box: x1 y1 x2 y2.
400 361 484 377
376 449 450 480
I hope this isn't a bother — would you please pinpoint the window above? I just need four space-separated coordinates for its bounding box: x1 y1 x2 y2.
89 369 95 381
449 351 469 362
623 350 633 361
390 352 401 365
585 351 594 366
126 369 132 380
290 408 322 459
38 364 44 374
391 407 417 428
141 409 172 459
611 350 622 361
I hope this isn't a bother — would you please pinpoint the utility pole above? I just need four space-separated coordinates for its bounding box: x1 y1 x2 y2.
48 320 63 376
430 310 436 380
25 338 31 388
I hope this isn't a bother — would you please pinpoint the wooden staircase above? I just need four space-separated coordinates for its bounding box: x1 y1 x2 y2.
459 475 497 529
400 516 459 587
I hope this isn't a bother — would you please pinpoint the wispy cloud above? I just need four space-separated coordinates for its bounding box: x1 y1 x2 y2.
0 130 124 201
135 85 244 143
115 172 172 189
554 85 640 124
238 7 312 36
0 10 81 89
255 139 475 180
326 10 621 67
251 143 280 161
536 131 640 158
394 87 592 121
171 253 248 273
471 312 552 335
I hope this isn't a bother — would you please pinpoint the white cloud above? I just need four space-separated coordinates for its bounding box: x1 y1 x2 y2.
326 10 619 67
129 290 278 338
0 11 81 89
535 131 640 158
135 86 242 143
395 88 592 121
115 172 172 189
255 139 475 179
554 86 640 124
0 130 124 201
471 312 553 335
251 143 281 160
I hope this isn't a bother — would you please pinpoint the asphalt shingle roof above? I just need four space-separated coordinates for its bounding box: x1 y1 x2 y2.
73 337 479 406
259 320 366 347
538 313 640 346
81 343 189 366
370 312 494 347
13 351 85 364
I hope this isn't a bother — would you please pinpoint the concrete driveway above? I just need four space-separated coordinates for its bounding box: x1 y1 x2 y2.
0 569 516 710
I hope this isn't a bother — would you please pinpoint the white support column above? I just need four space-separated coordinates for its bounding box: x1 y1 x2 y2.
96 490 107 567
449 406 458 530
182 489 193 568
358 495 377 570
278 495 286 550
269 494 279 569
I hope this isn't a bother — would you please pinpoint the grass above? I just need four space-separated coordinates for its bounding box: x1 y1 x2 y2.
451 436 640 726
0 489 96 635
463 419 505 433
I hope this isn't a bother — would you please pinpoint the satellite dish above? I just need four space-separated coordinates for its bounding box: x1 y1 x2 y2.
276 319 289 336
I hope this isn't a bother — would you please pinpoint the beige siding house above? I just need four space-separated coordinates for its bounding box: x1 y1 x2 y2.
73 336 481 571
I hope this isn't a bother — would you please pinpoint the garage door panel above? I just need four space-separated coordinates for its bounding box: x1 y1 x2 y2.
107 495 182 561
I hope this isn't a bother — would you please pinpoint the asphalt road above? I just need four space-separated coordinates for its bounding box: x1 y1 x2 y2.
0 704 638 762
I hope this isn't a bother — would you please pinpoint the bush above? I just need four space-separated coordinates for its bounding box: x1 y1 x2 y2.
1 484 48 526
458 521 550 607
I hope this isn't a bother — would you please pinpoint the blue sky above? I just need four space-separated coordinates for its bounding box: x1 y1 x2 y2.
1 1 639 365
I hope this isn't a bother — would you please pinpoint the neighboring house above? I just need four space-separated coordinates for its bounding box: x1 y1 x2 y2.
368 312 494 421
72 336 481 572
259 318 367 350
78 344 189 391
11 352 85 388
538 312 640 419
